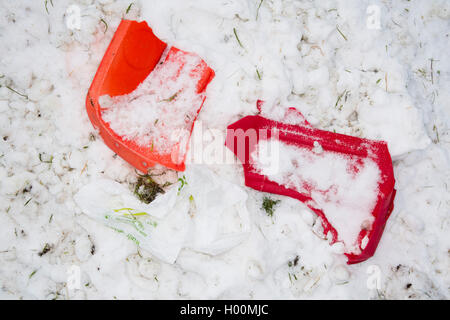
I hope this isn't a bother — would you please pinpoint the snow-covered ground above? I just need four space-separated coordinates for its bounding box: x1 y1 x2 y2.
0 0 449 299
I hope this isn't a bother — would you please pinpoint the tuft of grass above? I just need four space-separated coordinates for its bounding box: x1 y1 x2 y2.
429 58 438 85
38 243 52 257
134 174 165 204
256 68 262 80
256 0 264 20
416 68 427 79
114 208 148 217
100 18 108 33
29 270 38 279
39 153 53 164
161 91 179 102
288 272 298 283
178 175 188 193
126 3 133 14
5 85 28 99
262 196 280 217
336 25 347 41
433 125 440 144
385 73 388 91
334 89 349 110
233 28 244 48
44 0 53 14
288 255 299 267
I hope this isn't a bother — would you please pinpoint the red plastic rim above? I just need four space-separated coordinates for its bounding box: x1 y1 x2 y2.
225 111 396 264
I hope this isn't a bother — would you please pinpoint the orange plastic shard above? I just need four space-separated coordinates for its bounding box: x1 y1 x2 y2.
86 20 215 172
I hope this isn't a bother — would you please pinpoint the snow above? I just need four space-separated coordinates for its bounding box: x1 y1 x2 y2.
100 49 205 154
0 0 449 300
251 138 380 253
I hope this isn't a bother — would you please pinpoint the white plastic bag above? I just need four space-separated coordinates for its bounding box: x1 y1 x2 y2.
74 179 188 263
74 166 250 264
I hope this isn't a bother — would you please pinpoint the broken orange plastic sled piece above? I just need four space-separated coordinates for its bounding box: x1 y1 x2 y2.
86 20 214 172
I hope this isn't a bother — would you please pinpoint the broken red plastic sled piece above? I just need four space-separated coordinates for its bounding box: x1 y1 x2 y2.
86 20 214 172
225 105 396 264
